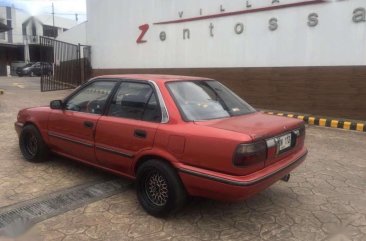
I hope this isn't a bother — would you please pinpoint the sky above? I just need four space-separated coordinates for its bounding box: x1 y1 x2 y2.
0 0 87 22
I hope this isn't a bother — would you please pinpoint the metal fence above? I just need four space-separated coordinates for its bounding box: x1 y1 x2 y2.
39 36 91 92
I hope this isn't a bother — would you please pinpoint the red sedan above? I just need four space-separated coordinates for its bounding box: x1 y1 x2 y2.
15 75 307 217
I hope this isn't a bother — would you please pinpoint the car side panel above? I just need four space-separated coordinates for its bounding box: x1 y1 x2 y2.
152 123 258 176
17 107 52 143
95 116 159 175
48 110 100 164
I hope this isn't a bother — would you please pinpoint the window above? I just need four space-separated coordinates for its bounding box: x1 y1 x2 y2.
0 32 5 40
65 81 116 114
43 25 58 38
108 82 161 122
0 19 5 40
167 80 256 121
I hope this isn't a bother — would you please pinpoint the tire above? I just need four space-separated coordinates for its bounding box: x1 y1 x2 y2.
30 71 35 77
136 160 187 217
19 125 49 162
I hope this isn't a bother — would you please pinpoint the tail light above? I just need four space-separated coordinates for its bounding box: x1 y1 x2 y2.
293 125 305 137
299 125 306 136
233 141 267 167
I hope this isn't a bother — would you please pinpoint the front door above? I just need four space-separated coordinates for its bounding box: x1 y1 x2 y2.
95 81 162 175
48 80 117 163
32 62 41 76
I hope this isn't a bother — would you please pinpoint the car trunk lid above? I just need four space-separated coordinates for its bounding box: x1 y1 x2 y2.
194 112 302 141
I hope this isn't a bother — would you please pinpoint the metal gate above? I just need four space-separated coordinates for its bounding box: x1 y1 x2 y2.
39 36 91 92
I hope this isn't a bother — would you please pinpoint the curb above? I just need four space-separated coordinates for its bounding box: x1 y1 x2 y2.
264 111 366 133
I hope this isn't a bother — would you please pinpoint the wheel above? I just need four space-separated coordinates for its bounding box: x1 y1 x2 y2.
30 71 35 77
19 125 49 162
136 160 187 217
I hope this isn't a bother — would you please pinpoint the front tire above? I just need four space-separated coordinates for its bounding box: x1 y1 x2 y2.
136 160 186 217
19 125 49 162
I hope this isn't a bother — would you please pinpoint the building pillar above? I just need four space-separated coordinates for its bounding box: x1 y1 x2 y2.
24 42 30 62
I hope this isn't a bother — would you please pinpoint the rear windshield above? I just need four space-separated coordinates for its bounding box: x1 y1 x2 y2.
167 80 256 121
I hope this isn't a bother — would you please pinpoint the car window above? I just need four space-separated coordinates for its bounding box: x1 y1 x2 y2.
167 80 256 121
65 81 116 114
108 82 162 122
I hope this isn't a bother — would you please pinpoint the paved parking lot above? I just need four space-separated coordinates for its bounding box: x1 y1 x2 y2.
0 76 365 241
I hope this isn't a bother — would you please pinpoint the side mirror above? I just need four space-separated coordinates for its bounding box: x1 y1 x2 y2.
50 100 63 110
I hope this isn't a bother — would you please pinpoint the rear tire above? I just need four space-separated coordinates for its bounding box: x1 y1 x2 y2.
19 125 49 162
136 160 186 217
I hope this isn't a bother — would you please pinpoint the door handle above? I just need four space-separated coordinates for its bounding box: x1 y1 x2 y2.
84 121 94 128
134 129 147 138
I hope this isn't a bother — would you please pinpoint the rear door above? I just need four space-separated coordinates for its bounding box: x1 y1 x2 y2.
48 80 117 164
95 81 162 175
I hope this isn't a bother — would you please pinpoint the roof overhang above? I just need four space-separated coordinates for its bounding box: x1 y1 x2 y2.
0 43 24 48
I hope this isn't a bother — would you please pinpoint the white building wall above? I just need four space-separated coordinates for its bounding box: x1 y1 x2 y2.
87 0 366 69
57 22 87 45
24 18 43 37
0 7 7 42
0 7 30 44
0 7 5 19
35 15 77 30
12 10 29 44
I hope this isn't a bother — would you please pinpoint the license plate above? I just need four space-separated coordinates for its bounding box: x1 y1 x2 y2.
278 133 292 151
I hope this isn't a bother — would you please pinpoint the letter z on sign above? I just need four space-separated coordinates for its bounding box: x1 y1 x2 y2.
137 24 149 44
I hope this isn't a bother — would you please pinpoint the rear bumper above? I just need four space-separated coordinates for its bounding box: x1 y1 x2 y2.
178 147 307 201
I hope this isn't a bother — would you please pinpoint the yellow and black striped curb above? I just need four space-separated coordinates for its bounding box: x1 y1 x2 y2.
264 112 366 133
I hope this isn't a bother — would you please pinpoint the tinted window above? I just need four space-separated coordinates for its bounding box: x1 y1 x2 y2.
167 80 256 121
142 93 161 122
108 82 161 122
65 81 116 114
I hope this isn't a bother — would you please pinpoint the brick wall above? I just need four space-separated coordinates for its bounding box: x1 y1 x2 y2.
92 66 366 121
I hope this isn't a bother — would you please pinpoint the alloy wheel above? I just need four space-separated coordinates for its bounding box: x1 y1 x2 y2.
145 171 169 206
24 132 38 157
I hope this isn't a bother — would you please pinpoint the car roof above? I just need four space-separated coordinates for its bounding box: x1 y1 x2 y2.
93 74 214 83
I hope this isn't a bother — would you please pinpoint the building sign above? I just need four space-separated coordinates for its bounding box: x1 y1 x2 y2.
136 0 366 44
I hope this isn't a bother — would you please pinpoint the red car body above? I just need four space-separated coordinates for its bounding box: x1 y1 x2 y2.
15 75 307 202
